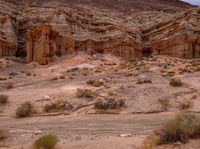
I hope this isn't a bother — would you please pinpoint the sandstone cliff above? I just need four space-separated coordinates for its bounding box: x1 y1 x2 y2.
0 0 199 64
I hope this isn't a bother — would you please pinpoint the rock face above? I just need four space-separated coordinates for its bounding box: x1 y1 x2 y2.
146 9 200 58
0 0 199 64
0 16 17 58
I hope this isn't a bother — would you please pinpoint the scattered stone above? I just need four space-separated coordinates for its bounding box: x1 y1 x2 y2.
41 95 51 101
119 134 132 137
34 130 42 135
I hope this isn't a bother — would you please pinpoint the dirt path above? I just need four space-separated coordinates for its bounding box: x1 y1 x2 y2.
0 112 178 148
0 113 175 136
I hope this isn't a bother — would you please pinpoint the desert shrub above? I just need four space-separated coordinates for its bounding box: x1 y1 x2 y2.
44 104 57 113
52 77 58 81
59 75 65 79
0 77 7 81
169 78 182 87
158 98 169 110
124 73 133 77
26 72 31 76
0 94 8 104
95 99 125 110
43 100 74 113
142 134 158 149
76 89 93 98
167 71 175 77
6 82 14 89
33 133 58 149
87 79 104 87
155 113 200 144
179 100 192 111
16 102 33 118
137 78 152 84
0 128 8 140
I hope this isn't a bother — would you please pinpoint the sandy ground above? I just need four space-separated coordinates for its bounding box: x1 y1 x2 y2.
1 53 200 148
0 113 174 149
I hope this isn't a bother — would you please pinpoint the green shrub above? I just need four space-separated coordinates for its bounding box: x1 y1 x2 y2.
0 94 8 104
16 102 33 118
169 79 182 87
33 133 58 149
155 113 200 144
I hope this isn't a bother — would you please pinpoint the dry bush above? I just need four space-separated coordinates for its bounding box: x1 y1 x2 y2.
33 133 58 149
167 71 175 77
44 100 74 113
0 77 7 81
124 72 133 77
0 94 8 104
87 79 104 87
95 99 125 110
76 89 93 98
158 98 170 110
59 76 65 79
142 134 158 149
6 82 14 89
137 78 152 84
155 113 200 144
52 77 58 81
16 102 33 118
169 78 182 87
179 100 192 111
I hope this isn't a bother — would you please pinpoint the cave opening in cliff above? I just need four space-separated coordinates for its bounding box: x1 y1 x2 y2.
142 47 152 57
16 49 27 58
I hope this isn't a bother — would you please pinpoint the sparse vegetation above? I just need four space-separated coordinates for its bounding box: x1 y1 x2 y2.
142 134 158 149
124 72 133 77
167 71 175 77
26 72 31 76
16 102 33 118
145 113 200 147
158 98 169 110
0 94 8 104
87 79 104 87
76 88 93 98
6 82 14 89
95 99 125 110
33 133 58 149
52 77 58 81
59 75 65 79
43 100 73 113
0 77 7 81
179 100 192 110
169 78 182 87
137 78 152 84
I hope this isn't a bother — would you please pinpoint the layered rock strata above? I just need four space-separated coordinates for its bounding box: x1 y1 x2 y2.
0 0 199 64
145 9 200 58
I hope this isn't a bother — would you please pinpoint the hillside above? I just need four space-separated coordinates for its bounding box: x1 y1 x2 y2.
0 0 200 149
7 0 193 12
